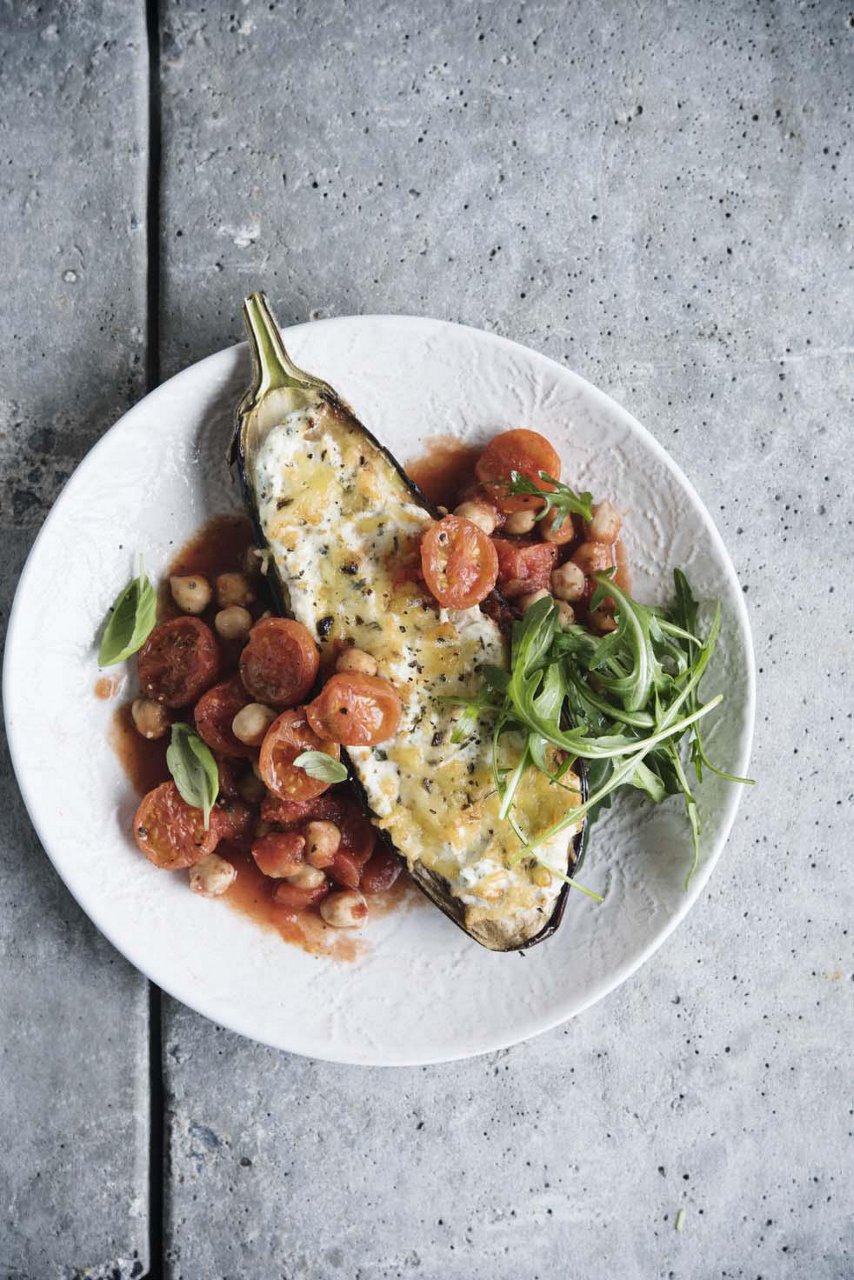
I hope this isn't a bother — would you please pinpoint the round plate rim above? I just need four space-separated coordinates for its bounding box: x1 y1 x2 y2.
2 314 756 1065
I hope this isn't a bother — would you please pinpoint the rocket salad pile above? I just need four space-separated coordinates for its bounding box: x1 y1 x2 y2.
448 568 752 895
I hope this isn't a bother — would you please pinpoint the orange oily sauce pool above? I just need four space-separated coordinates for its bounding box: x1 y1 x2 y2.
405 435 482 509
223 847 419 962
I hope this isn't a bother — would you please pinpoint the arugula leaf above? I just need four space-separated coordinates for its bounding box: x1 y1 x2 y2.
668 570 755 788
166 724 219 829
439 570 750 888
293 751 348 784
506 470 594 528
98 562 157 666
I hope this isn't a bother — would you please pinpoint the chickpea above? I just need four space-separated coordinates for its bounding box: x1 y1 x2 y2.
570 541 613 576
503 508 538 536
214 605 253 640
517 588 551 613
453 500 498 535
320 889 369 929
335 647 378 677
550 560 586 602
555 600 575 630
304 821 341 866
131 697 170 740
169 574 212 615
189 853 237 898
286 864 327 890
232 702 277 746
589 609 618 634
237 771 266 804
586 500 622 545
216 572 256 609
541 510 575 545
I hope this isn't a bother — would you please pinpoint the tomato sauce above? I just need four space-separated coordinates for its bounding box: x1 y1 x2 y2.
110 702 170 796
221 845 419 961
157 513 256 623
405 436 481 508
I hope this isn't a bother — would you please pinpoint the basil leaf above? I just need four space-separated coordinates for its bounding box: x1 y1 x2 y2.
98 565 157 666
166 724 219 829
293 751 348 784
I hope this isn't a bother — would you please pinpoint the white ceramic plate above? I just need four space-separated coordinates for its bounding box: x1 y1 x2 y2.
3 317 754 1065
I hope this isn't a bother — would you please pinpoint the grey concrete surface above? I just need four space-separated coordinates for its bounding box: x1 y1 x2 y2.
156 2 853 1279
1 0 852 1276
0 3 150 1277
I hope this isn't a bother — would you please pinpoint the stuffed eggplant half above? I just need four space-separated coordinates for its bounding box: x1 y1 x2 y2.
233 293 587 950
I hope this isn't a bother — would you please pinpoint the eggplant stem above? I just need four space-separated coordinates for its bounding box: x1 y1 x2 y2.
241 292 333 404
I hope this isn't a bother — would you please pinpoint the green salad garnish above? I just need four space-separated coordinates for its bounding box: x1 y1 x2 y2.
447 569 752 891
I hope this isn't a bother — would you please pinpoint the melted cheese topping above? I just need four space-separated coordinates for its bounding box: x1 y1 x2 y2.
252 403 582 939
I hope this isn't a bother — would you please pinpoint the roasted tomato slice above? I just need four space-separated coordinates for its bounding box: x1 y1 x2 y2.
194 677 254 758
420 515 499 610
261 793 318 828
306 673 402 747
133 781 219 870
252 830 306 878
138 617 219 708
258 709 341 802
239 618 319 708
360 847 402 895
329 850 364 889
215 757 242 799
492 538 558 599
475 429 562 513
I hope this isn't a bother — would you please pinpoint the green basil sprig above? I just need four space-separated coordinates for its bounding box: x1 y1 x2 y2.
293 751 348 784
166 724 220 829
98 562 157 666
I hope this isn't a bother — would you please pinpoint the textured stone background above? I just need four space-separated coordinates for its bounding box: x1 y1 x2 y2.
1 1 851 1277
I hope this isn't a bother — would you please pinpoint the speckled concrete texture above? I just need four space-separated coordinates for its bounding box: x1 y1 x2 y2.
156 2 853 1278
2 0 852 1275
0 3 150 1277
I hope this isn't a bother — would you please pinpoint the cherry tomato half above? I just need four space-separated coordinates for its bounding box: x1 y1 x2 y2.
360 847 402 895
420 515 499 610
133 781 219 870
194 677 254 758
272 879 329 914
252 830 306 878
492 538 558 599
306 673 402 747
239 618 319 708
258 709 341 803
138 617 219 708
261 793 318 828
475 429 562 513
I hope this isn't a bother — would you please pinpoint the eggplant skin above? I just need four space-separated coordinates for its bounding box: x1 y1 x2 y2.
234 292 588 951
